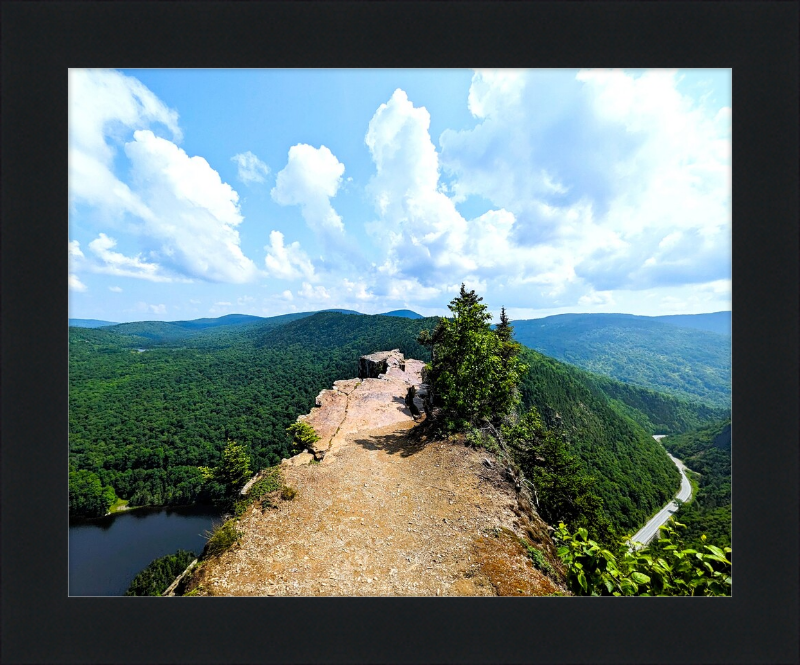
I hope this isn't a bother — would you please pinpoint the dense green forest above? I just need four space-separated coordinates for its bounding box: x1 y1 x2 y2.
511 313 731 407
70 309 721 533
660 419 732 547
516 347 680 534
582 373 729 435
69 313 437 516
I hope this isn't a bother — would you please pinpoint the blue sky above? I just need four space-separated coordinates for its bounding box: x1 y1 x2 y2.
68 69 731 323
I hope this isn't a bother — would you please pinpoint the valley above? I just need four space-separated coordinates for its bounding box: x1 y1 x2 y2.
68 305 731 595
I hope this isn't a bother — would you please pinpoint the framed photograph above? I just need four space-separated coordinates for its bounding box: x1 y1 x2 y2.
3 2 797 664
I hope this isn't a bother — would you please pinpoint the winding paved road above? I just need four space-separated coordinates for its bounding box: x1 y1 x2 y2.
629 435 692 548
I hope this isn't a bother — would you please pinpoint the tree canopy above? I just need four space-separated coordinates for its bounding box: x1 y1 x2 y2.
419 285 526 431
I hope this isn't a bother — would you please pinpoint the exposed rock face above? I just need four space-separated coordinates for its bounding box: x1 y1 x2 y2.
288 351 427 462
183 351 564 597
358 349 405 379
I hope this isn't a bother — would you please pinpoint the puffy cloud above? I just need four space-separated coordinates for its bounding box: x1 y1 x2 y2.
299 282 330 301
68 69 180 216
70 70 259 285
272 144 345 234
69 274 87 292
365 89 474 285
263 230 316 281
87 233 173 282
124 130 258 283
149 304 167 315
364 88 587 303
108 286 123 292
436 69 731 303
232 151 270 184
68 240 84 259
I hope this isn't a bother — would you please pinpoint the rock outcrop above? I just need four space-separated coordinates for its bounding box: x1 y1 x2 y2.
290 351 427 461
181 351 565 597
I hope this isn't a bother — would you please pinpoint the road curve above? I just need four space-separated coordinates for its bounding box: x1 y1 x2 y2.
629 435 692 548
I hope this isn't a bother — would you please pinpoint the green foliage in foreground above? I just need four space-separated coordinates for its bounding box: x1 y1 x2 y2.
203 519 242 557
555 520 731 596
125 549 196 596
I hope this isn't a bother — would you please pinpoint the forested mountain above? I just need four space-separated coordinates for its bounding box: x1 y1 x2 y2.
69 313 437 516
516 347 680 534
652 311 731 336
69 311 703 535
68 319 119 328
511 313 731 407
380 309 424 318
660 420 732 547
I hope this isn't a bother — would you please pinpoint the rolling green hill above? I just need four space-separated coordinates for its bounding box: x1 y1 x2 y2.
511 313 731 408
69 311 697 535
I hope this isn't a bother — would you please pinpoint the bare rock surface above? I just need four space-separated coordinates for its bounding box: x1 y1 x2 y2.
187 352 564 597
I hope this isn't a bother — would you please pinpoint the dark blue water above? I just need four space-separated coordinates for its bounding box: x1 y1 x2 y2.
69 505 221 596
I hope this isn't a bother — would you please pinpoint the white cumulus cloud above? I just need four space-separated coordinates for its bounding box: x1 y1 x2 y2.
124 129 258 283
264 230 316 281
87 233 173 282
232 151 270 185
436 68 731 306
272 144 345 235
69 69 180 218
69 274 87 292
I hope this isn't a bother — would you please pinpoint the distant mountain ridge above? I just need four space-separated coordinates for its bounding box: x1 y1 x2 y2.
68 318 119 328
69 308 425 332
511 312 731 408
651 311 730 336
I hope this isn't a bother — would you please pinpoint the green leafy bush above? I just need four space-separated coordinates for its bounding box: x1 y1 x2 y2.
554 519 731 596
286 421 320 453
280 485 297 501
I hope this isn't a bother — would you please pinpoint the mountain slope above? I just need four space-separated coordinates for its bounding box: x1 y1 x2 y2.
512 313 731 407
652 311 730 336
70 312 682 533
517 347 680 534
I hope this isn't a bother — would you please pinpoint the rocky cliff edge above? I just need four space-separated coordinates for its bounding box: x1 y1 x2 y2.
181 351 565 596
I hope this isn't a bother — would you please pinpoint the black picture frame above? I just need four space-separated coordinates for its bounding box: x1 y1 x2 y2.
2 2 797 663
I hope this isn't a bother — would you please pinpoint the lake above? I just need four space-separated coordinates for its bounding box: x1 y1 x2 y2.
69 505 221 596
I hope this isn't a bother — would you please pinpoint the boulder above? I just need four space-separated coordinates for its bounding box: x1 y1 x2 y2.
358 349 405 379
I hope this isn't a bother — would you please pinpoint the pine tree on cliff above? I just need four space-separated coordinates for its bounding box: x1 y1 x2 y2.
419 285 526 431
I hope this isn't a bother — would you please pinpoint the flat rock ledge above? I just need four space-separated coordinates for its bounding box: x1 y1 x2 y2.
284 351 427 464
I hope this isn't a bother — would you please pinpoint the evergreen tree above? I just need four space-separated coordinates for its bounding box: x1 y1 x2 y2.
420 285 526 431
199 440 252 496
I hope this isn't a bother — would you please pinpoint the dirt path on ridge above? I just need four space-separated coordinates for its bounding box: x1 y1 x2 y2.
185 359 564 597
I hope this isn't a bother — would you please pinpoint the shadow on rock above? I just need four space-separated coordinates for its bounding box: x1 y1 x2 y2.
350 431 430 458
